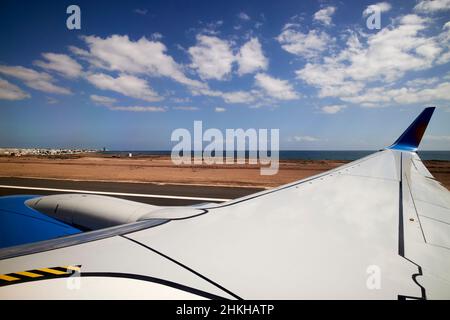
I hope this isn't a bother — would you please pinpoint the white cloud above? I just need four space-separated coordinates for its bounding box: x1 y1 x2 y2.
277 28 333 58
90 94 117 106
151 32 163 41
437 51 450 64
188 35 235 80
405 77 439 87
296 14 446 105
173 106 199 111
34 53 83 78
363 2 392 17
414 0 450 13
341 82 450 106
0 78 30 100
293 135 320 142
313 6 336 25
74 35 203 89
321 105 347 114
134 8 148 15
222 90 256 103
0 65 71 94
171 97 191 103
197 20 224 36
192 87 256 104
90 93 167 112
215 107 226 112
254 73 299 100
109 106 166 112
86 73 161 102
46 97 58 104
425 135 450 141
236 37 268 75
238 12 250 21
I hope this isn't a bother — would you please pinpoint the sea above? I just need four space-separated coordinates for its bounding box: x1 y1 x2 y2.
100 150 450 161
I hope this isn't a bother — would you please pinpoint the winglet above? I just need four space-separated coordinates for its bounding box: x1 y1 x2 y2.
388 107 435 152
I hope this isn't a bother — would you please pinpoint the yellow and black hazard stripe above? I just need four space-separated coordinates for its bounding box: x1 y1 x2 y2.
0 265 81 287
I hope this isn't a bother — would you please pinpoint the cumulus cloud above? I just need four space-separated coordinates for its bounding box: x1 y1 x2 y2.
86 73 161 102
236 37 268 75
277 28 333 58
173 106 199 111
405 77 439 87
188 35 235 80
414 0 450 13
293 135 320 142
321 105 347 114
313 6 336 25
109 106 167 112
254 73 299 100
34 53 83 78
215 107 226 112
90 94 117 106
0 65 71 94
192 87 256 104
151 32 163 41
222 90 256 103
363 2 392 17
238 12 251 21
341 82 450 106
296 14 447 105
73 35 203 89
0 78 30 100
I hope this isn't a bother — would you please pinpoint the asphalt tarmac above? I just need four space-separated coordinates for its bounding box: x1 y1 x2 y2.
0 177 264 206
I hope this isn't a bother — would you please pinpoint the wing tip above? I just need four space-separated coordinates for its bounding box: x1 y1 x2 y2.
387 106 435 152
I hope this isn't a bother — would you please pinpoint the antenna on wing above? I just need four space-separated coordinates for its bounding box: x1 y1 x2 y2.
387 106 435 152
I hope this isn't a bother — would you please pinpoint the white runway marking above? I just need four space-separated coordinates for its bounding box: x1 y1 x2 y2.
0 185 230 202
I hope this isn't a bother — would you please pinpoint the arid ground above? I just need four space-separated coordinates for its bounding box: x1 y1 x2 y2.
0 154 449 190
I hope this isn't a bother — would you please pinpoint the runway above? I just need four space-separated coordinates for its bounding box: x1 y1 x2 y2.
0 177 264 206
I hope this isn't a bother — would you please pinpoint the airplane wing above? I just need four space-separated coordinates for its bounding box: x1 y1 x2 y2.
0 107 449 299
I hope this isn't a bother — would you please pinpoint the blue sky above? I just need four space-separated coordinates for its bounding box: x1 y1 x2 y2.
0 0 449 150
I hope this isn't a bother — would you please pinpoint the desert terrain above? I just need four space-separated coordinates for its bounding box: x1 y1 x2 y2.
0 154 448 190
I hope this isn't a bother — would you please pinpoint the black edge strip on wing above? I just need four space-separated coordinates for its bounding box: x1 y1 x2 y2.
81 272 228 300
399 152 405 257
121 235 242 300
0 268 227 299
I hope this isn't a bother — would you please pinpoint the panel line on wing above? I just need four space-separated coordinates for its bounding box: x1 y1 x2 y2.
404 171 427 243
399 151 427 300
121 235 242 300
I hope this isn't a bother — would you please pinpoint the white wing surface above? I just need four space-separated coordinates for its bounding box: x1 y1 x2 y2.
1 107 449 299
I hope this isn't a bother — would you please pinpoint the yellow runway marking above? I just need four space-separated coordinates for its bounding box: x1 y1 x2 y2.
15 271 43 278
38 268 67 275
0 274 20 281
64 266 81 272
1 265 81 287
